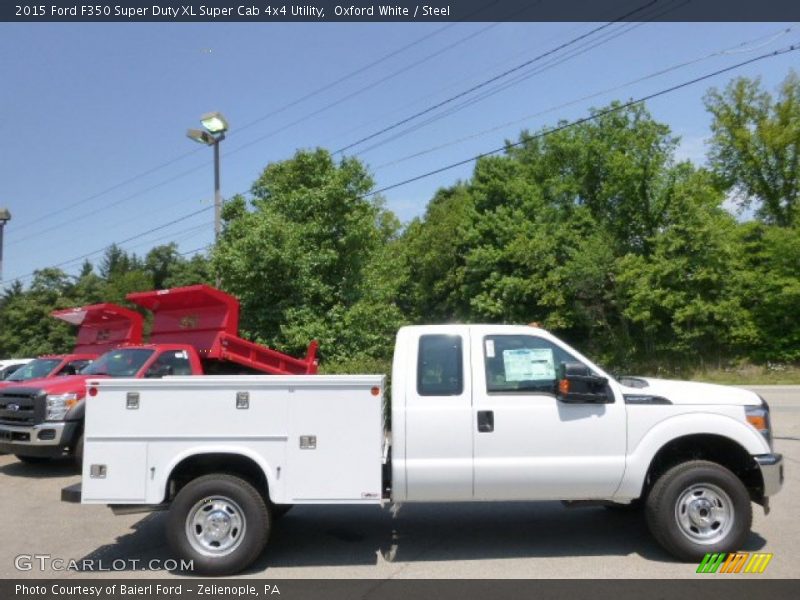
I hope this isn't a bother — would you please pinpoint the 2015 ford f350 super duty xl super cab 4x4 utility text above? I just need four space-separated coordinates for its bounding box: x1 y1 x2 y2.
61 324 783 575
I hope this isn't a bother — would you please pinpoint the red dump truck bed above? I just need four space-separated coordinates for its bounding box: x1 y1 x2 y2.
126 284 318 376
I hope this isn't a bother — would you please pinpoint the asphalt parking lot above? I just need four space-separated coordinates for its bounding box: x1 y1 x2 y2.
0 386 797 580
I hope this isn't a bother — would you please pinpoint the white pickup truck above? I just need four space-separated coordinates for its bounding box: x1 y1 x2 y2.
62 324 783 575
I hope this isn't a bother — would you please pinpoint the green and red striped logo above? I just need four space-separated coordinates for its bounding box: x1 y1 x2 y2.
696 552 773 574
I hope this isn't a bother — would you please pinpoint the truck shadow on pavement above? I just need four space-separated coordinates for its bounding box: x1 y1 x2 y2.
0 458 79 478
78 502 768 574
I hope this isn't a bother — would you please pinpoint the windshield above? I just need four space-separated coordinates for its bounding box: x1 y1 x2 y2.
82 349 154 377
7 358 62 382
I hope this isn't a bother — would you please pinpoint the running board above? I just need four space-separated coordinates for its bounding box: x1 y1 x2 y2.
109 503 169 515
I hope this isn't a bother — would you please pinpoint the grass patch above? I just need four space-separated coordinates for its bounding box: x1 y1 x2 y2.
687 363 800 385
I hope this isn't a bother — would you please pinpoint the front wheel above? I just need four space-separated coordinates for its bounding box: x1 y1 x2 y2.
72 434 84 467
645 460 752 561
166 474 270 576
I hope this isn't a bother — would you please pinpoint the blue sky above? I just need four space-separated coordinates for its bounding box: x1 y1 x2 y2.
1 20 798 287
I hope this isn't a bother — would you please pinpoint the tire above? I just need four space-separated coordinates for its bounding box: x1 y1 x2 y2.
14 455 50 464
72 434 84 467
270 504 294 520
645 460 751 561
166 473 270 576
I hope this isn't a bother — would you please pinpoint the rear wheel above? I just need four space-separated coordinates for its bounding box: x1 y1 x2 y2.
645 460 751 560
166 474 270 575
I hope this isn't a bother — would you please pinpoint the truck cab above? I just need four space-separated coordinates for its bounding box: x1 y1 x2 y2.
1 285 317 463
0 354 95 387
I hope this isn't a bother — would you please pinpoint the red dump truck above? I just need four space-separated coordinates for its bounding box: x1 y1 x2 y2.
0 302 144 390
0 284 317 463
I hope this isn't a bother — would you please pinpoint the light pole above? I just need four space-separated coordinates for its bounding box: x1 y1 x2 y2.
0 208 10 283
187 111 228 242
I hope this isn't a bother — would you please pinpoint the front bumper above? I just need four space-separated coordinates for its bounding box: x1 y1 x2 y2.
0 421 80 457
755 453 784 497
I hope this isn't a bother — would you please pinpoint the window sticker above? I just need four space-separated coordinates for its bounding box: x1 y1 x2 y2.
485 339 495 358
502 348 555 381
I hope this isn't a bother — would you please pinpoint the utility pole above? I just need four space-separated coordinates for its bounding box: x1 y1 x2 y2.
0 208 10 283
187 111 228 244
213 137 222 241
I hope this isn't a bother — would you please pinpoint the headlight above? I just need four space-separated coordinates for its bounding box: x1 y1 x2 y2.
45 393 80 421
746 398 773 449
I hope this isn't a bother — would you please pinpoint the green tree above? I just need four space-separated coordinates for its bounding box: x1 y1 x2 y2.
731 222 800 362
401 184 475 321
616 166 756 368
162 253 213 288
705 71 800 226
144 243 182 289
0 269 75 356
213 149 406 365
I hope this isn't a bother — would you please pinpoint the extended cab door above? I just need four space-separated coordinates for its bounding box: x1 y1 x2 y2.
471 327 627 500
403 326 473 501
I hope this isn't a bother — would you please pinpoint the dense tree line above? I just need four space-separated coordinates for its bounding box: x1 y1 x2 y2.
0 246 212 356
1 73 798 376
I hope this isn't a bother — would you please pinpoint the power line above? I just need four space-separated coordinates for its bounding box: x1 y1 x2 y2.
7 20 466 236
178 244 213 258
332 0 660 156
366 43 800 197
8 41 797 286
353 19 656 157
371 25 797 171
7 162 213 248
354 0 701 156
213 22 503 162
231 0 508 134
122 221 214 253
2 2 630 244
6 206 212 283
343 0 688 156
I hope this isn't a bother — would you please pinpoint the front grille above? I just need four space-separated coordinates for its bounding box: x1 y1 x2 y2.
0 388 46 426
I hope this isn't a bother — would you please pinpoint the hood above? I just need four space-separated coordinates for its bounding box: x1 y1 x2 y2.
4 374 107 396
619 376 761 407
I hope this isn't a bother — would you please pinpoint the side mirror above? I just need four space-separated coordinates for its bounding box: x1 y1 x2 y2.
557 362 611 403
146 364 173 379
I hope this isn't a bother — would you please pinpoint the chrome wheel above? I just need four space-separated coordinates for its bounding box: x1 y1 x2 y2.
674 483 734 545
185 495 246 557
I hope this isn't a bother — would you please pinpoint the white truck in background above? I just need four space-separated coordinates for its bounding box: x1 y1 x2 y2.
62 324 783 575
0 358 34 380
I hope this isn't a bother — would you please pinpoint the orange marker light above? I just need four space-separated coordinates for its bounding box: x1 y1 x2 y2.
746 413 768 432
370 387 381 396
558 379 570 395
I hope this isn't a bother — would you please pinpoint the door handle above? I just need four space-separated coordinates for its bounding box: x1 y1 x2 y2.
477 410 494 432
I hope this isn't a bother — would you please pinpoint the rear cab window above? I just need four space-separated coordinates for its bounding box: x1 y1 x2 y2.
417 334 463 396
